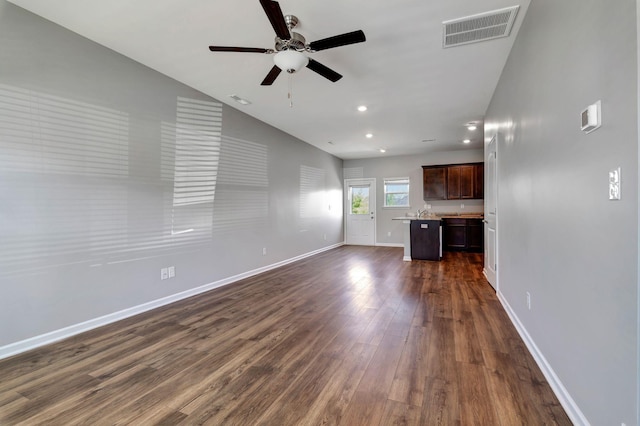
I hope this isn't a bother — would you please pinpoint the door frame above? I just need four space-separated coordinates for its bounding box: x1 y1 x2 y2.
344 178 377 246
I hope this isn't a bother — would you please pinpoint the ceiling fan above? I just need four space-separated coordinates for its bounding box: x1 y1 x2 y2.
208 0 366 85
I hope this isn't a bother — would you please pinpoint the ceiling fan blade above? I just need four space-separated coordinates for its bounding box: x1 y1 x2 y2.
259 0 290 40
209 46 271 53
306 59 342 82
261 65 282 85
309 30 366 51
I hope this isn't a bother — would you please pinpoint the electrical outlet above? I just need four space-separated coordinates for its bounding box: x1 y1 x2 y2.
168 266 175 278
161 268 168 280
526 292 531 310
387 231 391 237
460 203 465 209
262 247 267 256
323 233 327 240
609 167 621 200
426 203 431 209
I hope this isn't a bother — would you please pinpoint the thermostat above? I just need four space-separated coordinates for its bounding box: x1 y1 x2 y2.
581 100 601 134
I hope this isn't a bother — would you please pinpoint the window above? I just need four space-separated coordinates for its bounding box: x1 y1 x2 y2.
350 185 370 214
384 177 410 207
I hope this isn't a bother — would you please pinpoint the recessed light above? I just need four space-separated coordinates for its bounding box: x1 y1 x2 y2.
379 148 386 153
467 125 477 131
463 139 471 144
357 105 368 112
366 133 373 138
327 141 334 145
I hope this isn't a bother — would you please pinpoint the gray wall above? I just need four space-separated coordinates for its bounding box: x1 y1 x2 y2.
344 149 483 245
485 0 638 424
0 2 343 349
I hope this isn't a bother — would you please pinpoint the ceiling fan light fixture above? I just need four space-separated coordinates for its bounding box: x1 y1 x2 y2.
274 50 308 73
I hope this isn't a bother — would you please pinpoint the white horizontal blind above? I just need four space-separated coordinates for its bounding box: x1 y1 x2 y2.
343 167 363 180
211 135 268 233
0 83 129 176
0 84 130 276
170 97 222 240
300 165 326 219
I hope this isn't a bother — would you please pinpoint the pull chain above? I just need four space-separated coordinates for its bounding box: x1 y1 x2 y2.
288 73 293 108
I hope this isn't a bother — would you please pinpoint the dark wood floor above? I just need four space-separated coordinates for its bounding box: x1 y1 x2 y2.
0 246 571 425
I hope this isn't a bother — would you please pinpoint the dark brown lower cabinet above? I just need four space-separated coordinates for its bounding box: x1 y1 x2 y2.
467 219 483 251
443 218 483 253
410 220 441 261
443 218 467 250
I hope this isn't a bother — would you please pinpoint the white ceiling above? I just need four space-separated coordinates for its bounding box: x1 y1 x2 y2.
9 0 530 160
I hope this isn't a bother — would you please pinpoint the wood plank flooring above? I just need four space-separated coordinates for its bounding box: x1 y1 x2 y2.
0 246 571 425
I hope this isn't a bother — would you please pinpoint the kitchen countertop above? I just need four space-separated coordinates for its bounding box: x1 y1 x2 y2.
393 214 484 220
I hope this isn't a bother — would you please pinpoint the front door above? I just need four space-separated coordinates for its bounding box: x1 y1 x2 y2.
484 135 498 289
345 179 376 245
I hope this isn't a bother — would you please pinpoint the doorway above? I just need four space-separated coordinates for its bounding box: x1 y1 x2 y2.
484 135 498 289
344 178 376 245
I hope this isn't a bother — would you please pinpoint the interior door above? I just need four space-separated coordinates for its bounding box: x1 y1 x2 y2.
345 179 376 245
484 135 498 289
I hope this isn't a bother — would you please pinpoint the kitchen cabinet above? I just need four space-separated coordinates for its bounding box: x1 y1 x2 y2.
410 220 441 261
422 166 447 200
442 218 483 252
422 163 484 201
474 163 484 200
447 165 475 199
442 218 467 250
467 219 483 251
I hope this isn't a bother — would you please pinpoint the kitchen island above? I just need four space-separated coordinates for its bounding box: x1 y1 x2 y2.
392 216 441 261
393 213 483 261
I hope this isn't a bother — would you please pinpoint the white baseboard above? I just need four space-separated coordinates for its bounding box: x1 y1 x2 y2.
0 243 344 361
375 242 404 248
497 291 589 426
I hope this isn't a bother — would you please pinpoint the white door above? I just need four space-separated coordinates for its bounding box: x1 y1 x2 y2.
345 179 376 245
484 135 498 289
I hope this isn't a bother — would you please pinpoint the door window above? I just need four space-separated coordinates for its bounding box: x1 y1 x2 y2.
350 185 370 215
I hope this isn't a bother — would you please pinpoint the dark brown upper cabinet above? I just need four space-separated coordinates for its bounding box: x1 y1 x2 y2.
422 166 447 200
474 163 484 200
422 162 484 200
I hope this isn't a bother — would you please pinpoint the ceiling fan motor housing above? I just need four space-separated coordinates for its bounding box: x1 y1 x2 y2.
275 32 306 52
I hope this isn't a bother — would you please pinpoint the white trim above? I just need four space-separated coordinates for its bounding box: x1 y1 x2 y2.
497 291 589 426
0 242 344 361
636 3 640 425
375 242 404 248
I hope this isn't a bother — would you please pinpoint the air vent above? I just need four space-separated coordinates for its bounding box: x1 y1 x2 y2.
228 94 251 105
443 6 519 48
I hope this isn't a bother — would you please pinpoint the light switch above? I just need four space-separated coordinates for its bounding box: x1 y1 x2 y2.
609 167 621 200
